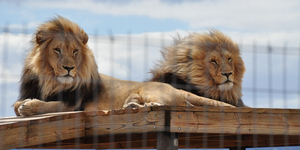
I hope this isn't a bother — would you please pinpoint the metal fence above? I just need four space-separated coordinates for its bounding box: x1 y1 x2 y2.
0 26 300 149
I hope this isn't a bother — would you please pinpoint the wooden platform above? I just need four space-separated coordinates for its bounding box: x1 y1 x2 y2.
1 106 300 149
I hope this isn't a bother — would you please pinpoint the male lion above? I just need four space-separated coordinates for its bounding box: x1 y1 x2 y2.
149 30 246 107
13 16 234 117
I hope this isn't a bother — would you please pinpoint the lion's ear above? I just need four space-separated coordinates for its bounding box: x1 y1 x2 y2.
36 31 44 45
81 31 88 45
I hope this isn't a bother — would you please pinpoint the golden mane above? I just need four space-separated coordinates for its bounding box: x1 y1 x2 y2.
150 30 246 107
21 16 99 100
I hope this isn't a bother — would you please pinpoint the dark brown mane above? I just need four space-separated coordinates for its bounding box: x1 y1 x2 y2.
150 30 246 107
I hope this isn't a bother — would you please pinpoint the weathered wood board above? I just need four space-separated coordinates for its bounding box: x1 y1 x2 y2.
0 112 85 150
1 106 300 149
85 110 166 136
170 111 300 135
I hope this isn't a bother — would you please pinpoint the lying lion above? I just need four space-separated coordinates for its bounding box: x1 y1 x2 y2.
149 30 246 107
13 16 234 117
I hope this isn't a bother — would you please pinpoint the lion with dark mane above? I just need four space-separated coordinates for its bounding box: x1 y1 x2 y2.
13 17 234 116
150 30 246 107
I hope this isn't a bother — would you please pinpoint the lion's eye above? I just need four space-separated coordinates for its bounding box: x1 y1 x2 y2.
228 58 232 62
211 60 217 64
54 48 61 53
73 49 78 55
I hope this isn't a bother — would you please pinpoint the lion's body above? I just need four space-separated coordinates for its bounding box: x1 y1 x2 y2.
84 73 228 111
150 31 246 107
14 17 234 117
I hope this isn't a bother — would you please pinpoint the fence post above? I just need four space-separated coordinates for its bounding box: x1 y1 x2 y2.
157 132 178 150
157 110 178 150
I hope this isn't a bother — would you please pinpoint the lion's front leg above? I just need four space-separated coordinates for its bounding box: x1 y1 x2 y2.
123 93 164 109
16 99 73 117
123 93 144 109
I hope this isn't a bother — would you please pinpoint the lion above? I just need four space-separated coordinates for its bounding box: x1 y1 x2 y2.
149 30 246 107
13 16 234 117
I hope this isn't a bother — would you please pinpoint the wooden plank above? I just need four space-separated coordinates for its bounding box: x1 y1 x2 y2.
29 132 159 149
0 125 28 149
0 113 85 150
170 111 300 135
0 111 84 130
152 106 300 114
176 134 300 148
29 133 300 149
29 139 158 149
85 110 165 136
85 107 152 117
2 106 300 149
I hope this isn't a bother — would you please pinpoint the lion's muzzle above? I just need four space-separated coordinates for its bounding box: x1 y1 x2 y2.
57 76 74 84
218 81 233 91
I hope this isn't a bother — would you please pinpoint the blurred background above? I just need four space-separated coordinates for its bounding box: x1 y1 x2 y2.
0 1 300 149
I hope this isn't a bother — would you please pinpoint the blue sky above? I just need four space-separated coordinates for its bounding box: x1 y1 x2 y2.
0 0 300 118
1 0 300 46
1 0 189 34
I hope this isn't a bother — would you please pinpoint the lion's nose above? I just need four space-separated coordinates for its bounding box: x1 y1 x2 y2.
62 66 75 72
221 72 232 78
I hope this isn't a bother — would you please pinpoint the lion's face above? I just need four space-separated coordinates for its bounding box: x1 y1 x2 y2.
188 31 245 105
47 34 82 84
23 16 99 99
206 49 235 91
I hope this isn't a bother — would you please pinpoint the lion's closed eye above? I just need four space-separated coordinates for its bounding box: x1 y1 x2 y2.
211 60 217 64
73 49 78 55
54 48 61 54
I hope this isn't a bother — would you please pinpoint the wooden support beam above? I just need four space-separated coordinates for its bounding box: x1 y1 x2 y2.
156 110 178 150
157 132 178 150
229 147 246 150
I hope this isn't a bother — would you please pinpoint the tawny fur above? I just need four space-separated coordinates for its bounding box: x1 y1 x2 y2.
150 30 246 107
13 17 235 117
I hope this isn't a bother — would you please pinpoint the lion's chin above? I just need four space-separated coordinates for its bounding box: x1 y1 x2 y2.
57 76 74 84
218 82 233 91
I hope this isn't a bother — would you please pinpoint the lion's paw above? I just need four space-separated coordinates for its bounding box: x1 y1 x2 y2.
123 102 163 109
18 99 45 117
123 102 144 109
144 102 162 107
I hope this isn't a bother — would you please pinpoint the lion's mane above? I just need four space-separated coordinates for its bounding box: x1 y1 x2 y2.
18 16 101 109
150 30 246 107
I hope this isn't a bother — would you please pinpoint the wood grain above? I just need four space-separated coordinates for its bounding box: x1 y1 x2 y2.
85 110 165 136
1 106 300 149
152 106 300 114
170 111 300 135
0 113 85 150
